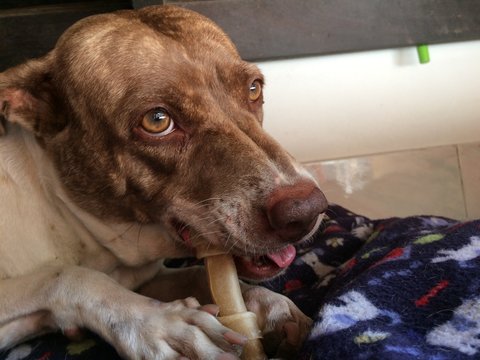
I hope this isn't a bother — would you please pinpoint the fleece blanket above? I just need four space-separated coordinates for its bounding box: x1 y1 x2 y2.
2 205 480 360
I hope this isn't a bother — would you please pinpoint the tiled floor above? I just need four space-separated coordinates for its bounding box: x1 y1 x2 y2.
305 142 480 220
458 143 480 219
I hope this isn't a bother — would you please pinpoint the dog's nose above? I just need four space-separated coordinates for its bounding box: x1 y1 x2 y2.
266 182 328 242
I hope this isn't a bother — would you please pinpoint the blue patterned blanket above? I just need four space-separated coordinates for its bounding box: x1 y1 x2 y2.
3 205 480 360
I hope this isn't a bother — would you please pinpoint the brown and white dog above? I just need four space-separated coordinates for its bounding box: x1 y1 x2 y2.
0 5 327 359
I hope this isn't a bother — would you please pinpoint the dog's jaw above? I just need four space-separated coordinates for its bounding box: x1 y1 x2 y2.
172 219 297 280
169 187 325 281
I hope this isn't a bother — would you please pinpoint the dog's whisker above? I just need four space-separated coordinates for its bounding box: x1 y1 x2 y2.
117 222 137 238
175 215 218 235
191 197 222 207
103 222 137 244
226 235 240 254
186 206 225 223
136 224 143 251
192 230 224 239
204 216 229 228
178 214 228 236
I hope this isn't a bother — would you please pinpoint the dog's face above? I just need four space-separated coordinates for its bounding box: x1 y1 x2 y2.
0 6 327 280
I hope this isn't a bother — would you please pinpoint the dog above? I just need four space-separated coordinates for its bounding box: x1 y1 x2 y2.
0 5 327 359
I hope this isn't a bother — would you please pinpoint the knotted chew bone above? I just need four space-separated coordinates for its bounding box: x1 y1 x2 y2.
195 241 266 360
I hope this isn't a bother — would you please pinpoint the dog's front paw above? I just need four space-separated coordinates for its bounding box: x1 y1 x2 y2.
243 287 312 359
115 297 245 360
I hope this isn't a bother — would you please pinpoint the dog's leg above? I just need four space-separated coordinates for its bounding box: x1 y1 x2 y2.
0 266 245 359
0 311 56 348
139 267 312 358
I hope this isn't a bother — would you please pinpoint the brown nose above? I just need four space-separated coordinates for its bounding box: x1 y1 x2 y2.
266 182 328 242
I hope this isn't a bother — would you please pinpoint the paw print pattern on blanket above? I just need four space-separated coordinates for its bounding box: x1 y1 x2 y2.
299 252 335 278
426 296 480 355
311 291 381 336
432 236 480 264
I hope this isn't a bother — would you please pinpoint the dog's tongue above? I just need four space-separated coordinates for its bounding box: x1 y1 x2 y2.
266 245 296 268
234 244 297 280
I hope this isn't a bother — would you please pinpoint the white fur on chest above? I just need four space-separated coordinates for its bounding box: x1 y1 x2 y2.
0 126 104 278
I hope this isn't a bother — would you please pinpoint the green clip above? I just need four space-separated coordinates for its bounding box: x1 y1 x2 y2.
417 44 430 64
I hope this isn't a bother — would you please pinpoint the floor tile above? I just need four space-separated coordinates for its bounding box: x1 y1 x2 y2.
305 146 467 220
458 142 480 219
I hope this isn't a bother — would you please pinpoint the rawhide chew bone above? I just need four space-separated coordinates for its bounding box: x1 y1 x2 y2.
195 241 266 360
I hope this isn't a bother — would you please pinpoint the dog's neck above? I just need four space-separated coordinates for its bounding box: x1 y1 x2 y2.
0 124 186 278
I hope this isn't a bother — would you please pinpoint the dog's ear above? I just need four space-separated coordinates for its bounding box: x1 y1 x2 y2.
0 52 66 137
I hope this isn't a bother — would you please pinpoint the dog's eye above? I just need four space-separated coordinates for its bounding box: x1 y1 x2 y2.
141 108 175 136
249 80 262 102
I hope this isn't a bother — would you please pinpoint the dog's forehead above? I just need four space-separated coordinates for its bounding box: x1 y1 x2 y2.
137 5 239 55
53 7 252 110
56 6 240 76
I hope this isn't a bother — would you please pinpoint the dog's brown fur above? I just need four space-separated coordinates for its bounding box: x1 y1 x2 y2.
0 5 326 359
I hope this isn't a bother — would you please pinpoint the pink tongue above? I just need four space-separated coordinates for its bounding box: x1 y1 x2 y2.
266 245 296 268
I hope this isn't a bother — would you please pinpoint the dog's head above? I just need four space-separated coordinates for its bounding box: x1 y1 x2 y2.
0 6 327 280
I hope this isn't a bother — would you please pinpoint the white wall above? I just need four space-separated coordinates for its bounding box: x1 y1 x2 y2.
257 40 480 162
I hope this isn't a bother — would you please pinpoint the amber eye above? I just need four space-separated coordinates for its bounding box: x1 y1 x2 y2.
249 80 262 102
141 108 175 136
